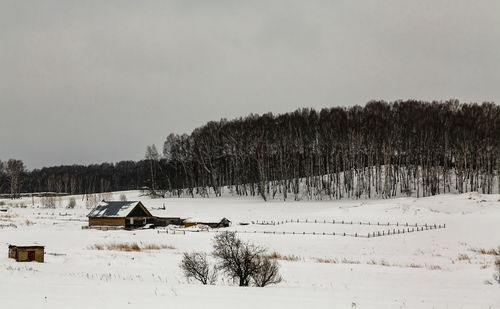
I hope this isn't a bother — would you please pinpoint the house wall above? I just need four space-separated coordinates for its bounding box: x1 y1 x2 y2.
125 217 153 228
155 217 183 227
89 217 125 226
8 247 16 259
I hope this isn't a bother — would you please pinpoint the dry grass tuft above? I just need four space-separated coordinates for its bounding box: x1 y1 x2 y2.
379 259 390 266
458 254 471 261
25 219 35 226
89 242 175 252
108 243 141 251
91 244 104 250
143 244 176 250
426 265 442 270
341 258 361 264
314 257 338 264
267 251 301 262
406 263 424 268
470 248 499 256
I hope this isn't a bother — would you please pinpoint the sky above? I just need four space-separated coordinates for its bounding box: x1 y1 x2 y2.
1 0 499 169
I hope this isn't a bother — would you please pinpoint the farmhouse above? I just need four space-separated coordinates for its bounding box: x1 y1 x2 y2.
87 200 155 228
9 245 44 262
87 200 183 228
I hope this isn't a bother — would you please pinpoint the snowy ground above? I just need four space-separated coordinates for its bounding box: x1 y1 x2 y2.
0 191 499 308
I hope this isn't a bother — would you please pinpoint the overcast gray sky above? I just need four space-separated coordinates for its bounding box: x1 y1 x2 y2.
1 0 499 169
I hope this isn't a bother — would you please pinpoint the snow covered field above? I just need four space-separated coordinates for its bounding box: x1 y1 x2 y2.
0 191 499 308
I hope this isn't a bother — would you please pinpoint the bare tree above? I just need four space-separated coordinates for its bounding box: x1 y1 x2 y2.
180 252 217 285
251 255 282 287
145 144 160 193
85 194 99 209
212 231 266 287
7 159 24 198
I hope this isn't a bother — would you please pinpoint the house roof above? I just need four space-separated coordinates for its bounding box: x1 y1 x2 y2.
9 245 45 249
87 201 152 218
9 243 44 248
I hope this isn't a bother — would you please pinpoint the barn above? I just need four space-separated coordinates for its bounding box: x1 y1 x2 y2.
87 200 155 228
9 245 44 262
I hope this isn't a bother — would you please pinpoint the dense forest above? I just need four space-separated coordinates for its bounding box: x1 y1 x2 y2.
1 100 499 201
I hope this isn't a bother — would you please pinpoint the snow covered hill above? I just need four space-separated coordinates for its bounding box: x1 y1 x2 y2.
0 191 499 308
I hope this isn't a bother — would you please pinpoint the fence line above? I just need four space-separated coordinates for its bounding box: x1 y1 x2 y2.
81 226 123 231
255 219 443 229
156 224 446 238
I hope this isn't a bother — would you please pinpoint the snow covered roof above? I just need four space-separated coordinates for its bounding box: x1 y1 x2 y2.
9 243 44 248
87 201 151 218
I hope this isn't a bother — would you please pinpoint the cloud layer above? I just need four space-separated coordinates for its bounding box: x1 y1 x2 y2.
1 0 499 168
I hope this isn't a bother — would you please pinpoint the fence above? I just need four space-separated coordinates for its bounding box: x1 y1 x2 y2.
156 223 446 238
255 219 443 228
81 226 123 231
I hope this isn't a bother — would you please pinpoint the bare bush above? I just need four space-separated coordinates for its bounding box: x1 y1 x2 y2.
119 194 127 201
251 255 282 287
66 197 76 209
41 196 56 208
212 231 282 287
180 252 217 285
213 231 265 286
495 249 500 284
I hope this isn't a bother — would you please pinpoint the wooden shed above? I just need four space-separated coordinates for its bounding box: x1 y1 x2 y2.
9 245 44 262
87 200 154 227
184 217 232 228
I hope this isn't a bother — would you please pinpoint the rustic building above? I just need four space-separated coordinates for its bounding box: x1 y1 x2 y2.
184 217 232 228
87 200 155 228
87 200 183 228
9 245 44 262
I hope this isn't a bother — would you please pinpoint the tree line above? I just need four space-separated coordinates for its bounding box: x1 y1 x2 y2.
1 100 499 200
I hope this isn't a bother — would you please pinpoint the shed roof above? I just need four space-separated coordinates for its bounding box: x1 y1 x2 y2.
9 244 44 249
87 201 152 218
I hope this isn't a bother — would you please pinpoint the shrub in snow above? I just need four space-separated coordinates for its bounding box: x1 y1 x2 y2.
212 231 282 287
66 197 76 209
495 252 500 284
41 196 56 208
251 255 282 287
180 252 217 285
119 194 127 201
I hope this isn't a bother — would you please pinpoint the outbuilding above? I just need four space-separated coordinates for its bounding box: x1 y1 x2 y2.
9 245 44 262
